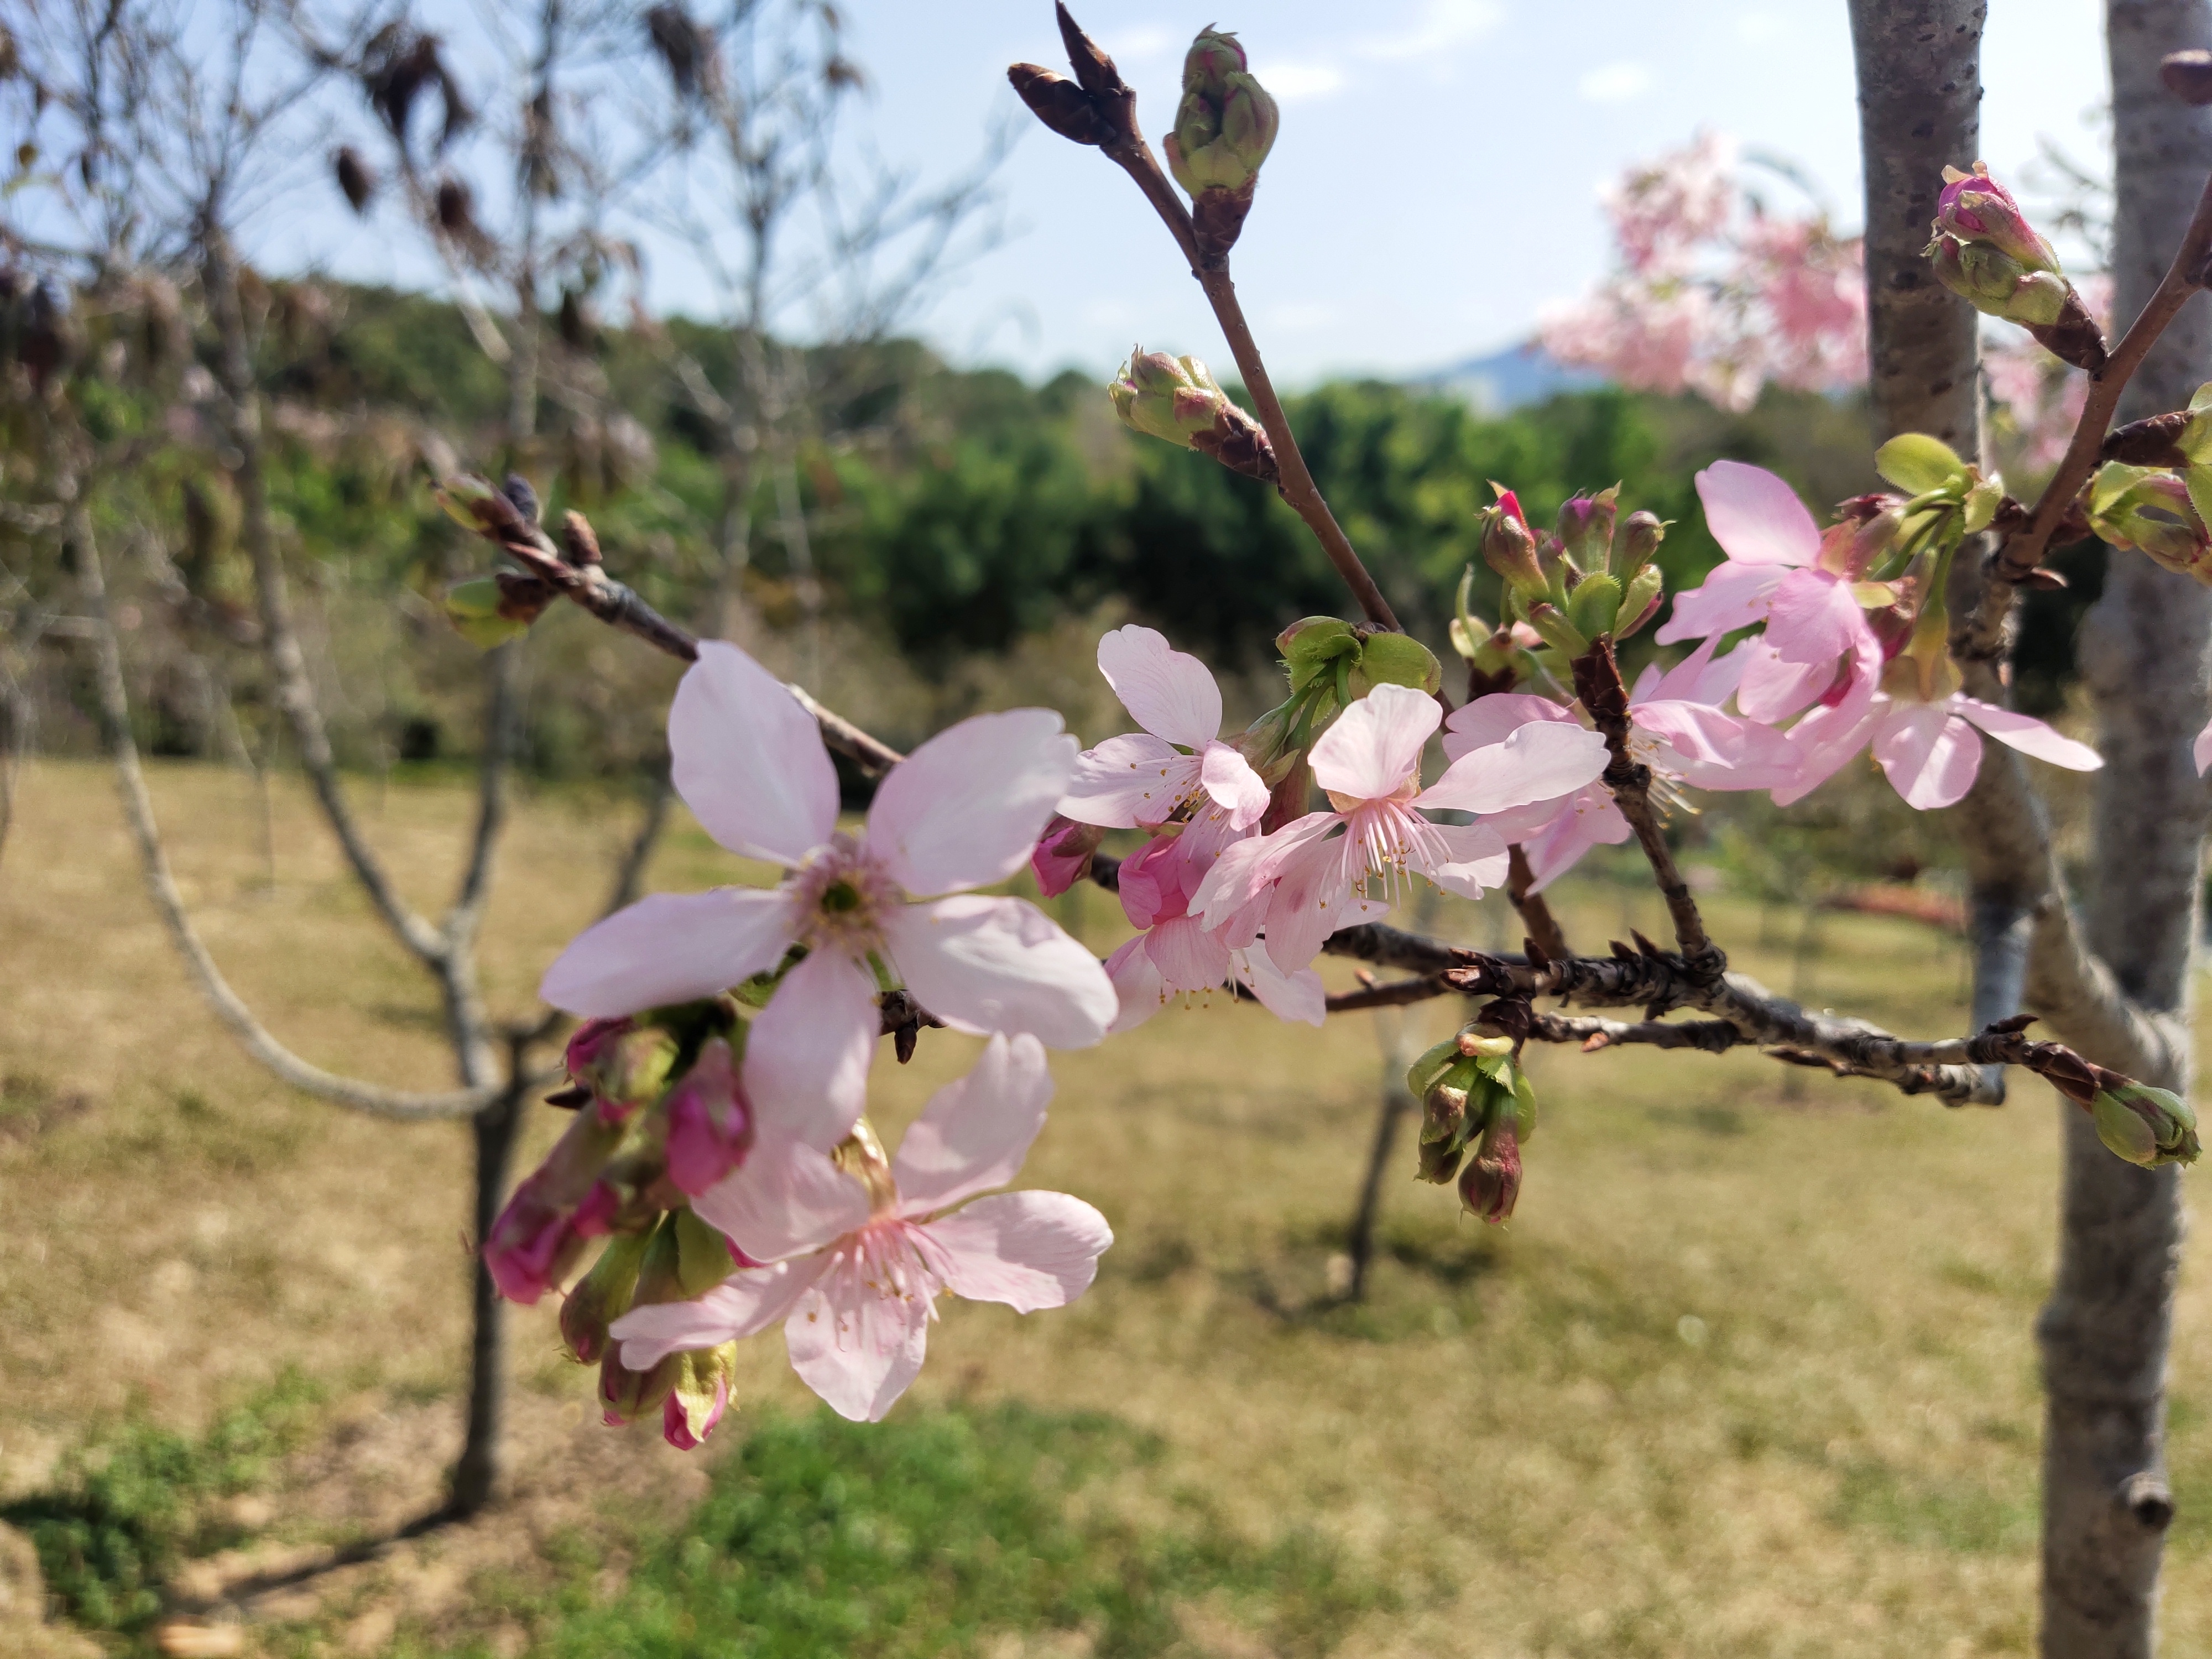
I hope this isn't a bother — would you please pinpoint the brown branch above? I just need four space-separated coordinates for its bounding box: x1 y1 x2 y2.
1036 5 1401 634
1571 640 1723 979
1326 976 1455 1013
1957 169 2212 661
460 499 906 777
1506 846 1571 962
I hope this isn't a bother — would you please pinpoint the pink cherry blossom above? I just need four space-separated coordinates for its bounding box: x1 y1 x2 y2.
1060 625 1271 864
1657 461 1886 723
540 642 1119 1146
611 1034 1111 1423
1443 640 1801 890
1192 684 1610 968
1101 833 1322 1031
1779 657 2102 811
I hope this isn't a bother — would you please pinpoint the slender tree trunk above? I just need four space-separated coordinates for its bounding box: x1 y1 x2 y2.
2032 8 2212 1651
450 1079 524 1515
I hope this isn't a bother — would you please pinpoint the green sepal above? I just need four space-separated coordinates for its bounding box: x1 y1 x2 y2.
1566 573 1623 640
1352 631 1443 696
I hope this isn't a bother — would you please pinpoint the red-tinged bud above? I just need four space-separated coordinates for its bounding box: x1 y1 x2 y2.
1031 814 1106 897
662 1342 738 1449
1815 499 1905 580
1555 488 1618 573
484 1091 634 1305
1109 348 1278 482
659 1037 752 1196
600 1345 679 1426
573 1022 680 1127
1935 163 2058 274
1481 488 1547 599
1458 1112 1522 1224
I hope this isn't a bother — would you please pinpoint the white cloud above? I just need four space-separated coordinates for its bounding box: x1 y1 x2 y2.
1357 0 1507 61
1577 61 1654 103
1736 11 1787 43
1260 61 1348 103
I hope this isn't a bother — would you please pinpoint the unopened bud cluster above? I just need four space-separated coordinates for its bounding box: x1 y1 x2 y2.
2084 384 2212 583
1924 162 2107 372
1478 484 1667 661
1165 29 1279 258
1109 348 1279 483
1407 1027 1538 1224
484 998 759 1449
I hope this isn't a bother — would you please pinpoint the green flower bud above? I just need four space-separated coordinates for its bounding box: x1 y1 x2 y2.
444 577 531 649
1280 616 1360 695
663 1340 739 1449
1614 509 1666 577
1109 349 1223 446
1566 573 1623 641
559 1229 650 1365
1350 631 1443 696
1927 234 2070 327
1524 602 1590 659
672 1205 738 1298
2092 1081 2200 1167
1615 563 1666 640
2087 462 2212 581
1164 29 1278 197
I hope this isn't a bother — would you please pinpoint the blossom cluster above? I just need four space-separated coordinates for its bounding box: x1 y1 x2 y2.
1538 133 1869 413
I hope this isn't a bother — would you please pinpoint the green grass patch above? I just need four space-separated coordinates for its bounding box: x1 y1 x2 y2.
2 1369 324 1636
429 1404 1383 1659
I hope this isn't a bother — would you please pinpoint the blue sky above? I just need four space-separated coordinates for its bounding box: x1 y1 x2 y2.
298 0 2112 387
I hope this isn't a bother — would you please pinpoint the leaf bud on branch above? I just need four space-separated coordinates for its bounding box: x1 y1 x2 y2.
1164 28 1279 259
1109 348 1279 482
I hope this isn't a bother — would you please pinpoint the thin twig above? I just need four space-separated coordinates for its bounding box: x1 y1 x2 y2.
1958 169 2212 661
1506 845 1571 962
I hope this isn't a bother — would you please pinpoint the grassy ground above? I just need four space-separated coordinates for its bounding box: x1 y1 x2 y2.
3 756 2210 1657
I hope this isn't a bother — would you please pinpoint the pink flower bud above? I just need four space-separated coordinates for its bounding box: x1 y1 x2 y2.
1030 815 1105 897
660 1038 752 1197
1481 488 1547 599
661 1342 738 1449
1457 1113 1522 1225
1935 163 2058 274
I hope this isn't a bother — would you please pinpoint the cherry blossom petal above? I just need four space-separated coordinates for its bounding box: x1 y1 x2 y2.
670 641 838 865
868 709 1076 897
1104 936 1166 1035
743 946 880 1146
1234 944 1324 1027
1517 790 1630 890
1258 831 1358 971
930 1190 1114 1312
693 1133 870 1263
1955 698 2104 772
1735 640 1836 724
1199 742 1271 828
1766 567 1869 665
891 1033 1055 1215
1695 460 1821 565
1310 683 1441 801
1772 698 1881 807
1421 821 1511 899
1420 721 1610 813
785 1274 931 1423
1190 812 1333 928
539 886 796 1018
1652 560 1789 645
1443 693 1578 760
884 894 1117 1047
1873 702 1984 809
2198 716 2212 778
610 1256 825 1370
1096 624 1223 749
1646 633 1742 707
1062 734 1196 830
1147 913 1234 993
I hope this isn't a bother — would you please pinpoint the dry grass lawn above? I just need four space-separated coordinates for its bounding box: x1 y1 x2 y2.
3 755 2211 1656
